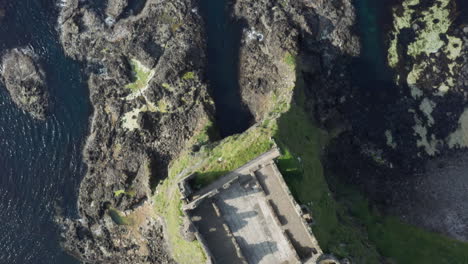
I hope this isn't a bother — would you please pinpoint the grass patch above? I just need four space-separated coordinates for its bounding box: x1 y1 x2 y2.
114 189 136 197
284 52 297 68
125 59 154 92
114 189 126 197
273 100 382 263
182 71 196 80
192 127 274 187
108 208 133 225
193 121 219 147
154 185 207 264
157 99 169 113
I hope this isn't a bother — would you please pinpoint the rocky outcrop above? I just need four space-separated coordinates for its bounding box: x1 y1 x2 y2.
383 0 468 157
56 0 213 262
232 0 359 122
0 48 50 120
105 0 129 19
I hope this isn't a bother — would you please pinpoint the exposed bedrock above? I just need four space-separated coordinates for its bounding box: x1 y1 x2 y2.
232 0 359 123
105 0 129 19
0 48 50 120
56 0 213 262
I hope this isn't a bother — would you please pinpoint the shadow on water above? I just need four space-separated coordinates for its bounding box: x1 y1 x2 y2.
0 1 90 263
345 0 419 159
198 0 253 138
120 0 147 19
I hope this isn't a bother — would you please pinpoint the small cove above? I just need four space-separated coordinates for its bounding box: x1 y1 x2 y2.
198 0 253 138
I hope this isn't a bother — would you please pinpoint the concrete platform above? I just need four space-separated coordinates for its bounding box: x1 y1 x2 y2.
181 148 322 264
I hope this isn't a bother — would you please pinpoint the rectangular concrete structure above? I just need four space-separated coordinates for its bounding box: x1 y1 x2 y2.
180 148 322 264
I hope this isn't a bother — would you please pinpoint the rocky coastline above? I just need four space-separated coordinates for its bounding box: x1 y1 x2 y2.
55 0 366 262
0 48 50 120
56 0 468 262
56 0 213 262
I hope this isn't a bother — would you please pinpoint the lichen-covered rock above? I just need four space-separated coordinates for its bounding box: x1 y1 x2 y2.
1 48 49 120
383 0 468 157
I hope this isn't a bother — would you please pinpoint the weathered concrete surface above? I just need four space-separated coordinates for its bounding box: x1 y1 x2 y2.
255 163 320 260
190 199 244 264
216 175 299 264
182 148 322 264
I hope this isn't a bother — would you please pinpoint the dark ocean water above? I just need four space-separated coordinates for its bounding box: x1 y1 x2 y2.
198 0 253 137
0 1 89 263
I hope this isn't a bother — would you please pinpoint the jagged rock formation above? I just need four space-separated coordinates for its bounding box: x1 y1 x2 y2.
0 48 50 120
56 0 213 262
105 0 128 18
232 0 359 123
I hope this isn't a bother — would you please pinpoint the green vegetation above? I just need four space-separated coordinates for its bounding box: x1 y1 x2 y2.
154 189 207 263
161 83 173 91
284 52 297 68
152 40 468 263
192 128 274 187
193 121 219 147
271 88 382 262
156 99 169 113
114 189 136 197
114 190 125 197
108 208 133 225
330 182 468 264
182 71 196 80
273 98 468 263
125 59 155 92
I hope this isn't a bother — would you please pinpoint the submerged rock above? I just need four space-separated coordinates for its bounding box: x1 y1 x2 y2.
1 48 49 120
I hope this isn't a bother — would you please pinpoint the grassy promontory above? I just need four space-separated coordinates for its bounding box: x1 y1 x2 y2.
153 53 468 264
